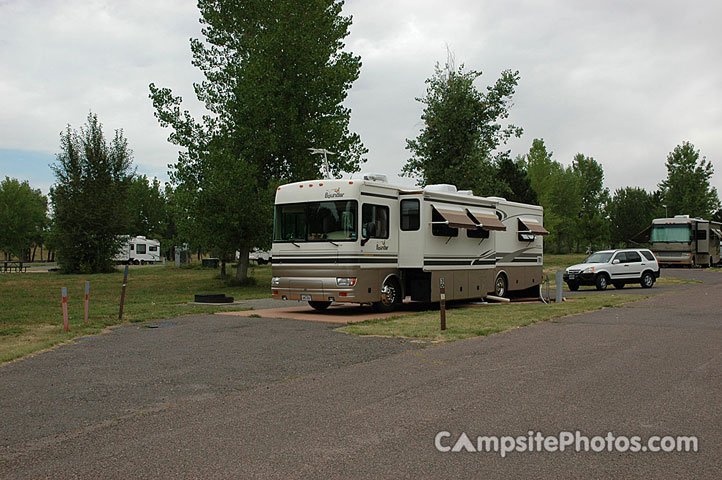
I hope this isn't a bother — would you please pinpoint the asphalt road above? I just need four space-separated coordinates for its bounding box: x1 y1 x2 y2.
1 270 720 478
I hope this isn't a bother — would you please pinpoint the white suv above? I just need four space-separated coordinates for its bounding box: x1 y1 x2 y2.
563 249 660 291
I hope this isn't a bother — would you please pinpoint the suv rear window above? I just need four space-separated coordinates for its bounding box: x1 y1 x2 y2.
640 250 655 261
625 251 641 263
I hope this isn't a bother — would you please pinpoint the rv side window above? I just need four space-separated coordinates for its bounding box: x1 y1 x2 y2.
136 244 147 255
130 244 134 251
149 245 158 252
695 230 707 240
362 204 389 239
432 209 458 237
467 226 489 239
400 199 420 231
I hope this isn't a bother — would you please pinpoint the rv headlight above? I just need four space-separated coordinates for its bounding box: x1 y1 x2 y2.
336 277 357 287
272 277 281 286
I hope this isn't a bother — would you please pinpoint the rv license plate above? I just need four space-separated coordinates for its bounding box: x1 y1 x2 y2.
301 294 312 301
568 274 575 279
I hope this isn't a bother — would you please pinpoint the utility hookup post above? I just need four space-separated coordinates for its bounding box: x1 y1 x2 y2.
119 266 129 320
555 270 563 303
440 277 446 331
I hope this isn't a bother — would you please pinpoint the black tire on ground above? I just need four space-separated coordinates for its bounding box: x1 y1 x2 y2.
640 271 655 288
613 282 625 289
133 259 140 265
194 293 233 303
595 274 609 291
494 274 508 297
567 282 579 291
308 301 331 311
372 277 402 313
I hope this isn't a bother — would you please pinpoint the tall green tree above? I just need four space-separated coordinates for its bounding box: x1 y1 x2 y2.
525 139 582 252
606 187 657 246
149 0 365 280
0 177 48 260
496 155 537 204
126 175 167 238
50 113 134 273
572 153 609 250
403 60 522 192
659 141 720 218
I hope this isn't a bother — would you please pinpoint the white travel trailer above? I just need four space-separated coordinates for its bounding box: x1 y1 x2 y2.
271 175 548 311
114 236 162 265
651 216 721 267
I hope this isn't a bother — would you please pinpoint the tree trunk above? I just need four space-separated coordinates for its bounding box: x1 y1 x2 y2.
221 260 226 277
31 246 37 262
236 246 250 282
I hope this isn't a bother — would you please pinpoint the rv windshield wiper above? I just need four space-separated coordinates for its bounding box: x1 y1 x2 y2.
325 240 340 246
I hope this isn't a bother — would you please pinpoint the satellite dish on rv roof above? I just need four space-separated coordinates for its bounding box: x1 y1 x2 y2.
308 148 335 178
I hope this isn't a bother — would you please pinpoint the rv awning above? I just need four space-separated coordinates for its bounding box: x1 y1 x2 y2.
432 204 477 229
518 218 549 236
466 208 507 231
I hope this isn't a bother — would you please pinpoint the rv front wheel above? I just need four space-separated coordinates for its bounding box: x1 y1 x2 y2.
373 277 401 313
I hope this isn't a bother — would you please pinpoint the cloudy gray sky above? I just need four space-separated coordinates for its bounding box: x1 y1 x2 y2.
1 0 720 196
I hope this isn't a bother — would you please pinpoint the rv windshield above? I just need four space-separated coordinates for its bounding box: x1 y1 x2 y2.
273 201 357 242
651 225 691 243
584 252 614 264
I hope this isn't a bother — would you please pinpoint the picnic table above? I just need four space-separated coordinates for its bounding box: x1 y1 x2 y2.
1 261 27 273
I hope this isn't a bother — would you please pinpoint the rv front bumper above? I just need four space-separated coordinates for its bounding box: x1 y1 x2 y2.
271 277 361 303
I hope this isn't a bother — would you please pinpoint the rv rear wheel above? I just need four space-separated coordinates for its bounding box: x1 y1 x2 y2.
373 277 401 313
309 301 331 311
494 274 508 298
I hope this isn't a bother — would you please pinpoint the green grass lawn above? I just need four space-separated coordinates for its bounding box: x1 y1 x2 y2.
338 294 645 342
0 264 272 363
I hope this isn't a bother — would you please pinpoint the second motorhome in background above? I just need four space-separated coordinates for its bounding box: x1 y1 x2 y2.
271 174 548 311
650 215 721 267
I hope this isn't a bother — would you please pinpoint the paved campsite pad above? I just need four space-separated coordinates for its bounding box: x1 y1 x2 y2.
215 299 543 324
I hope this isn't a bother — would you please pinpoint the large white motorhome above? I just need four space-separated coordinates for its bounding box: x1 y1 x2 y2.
651 216 721 267
114 236 162 265
271 175 548 311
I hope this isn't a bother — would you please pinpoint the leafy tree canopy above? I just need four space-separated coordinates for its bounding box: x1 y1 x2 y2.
0 177 48 260
659 141 720 218
149 0 365 280
403 59 522 192
50 112 134 273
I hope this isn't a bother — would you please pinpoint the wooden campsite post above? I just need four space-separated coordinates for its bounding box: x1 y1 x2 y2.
84 281 89 324
61 287 69 332
440 277 446 331
118 266 129 320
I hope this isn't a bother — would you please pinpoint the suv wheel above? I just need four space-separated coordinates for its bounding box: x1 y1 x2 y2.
640 271 655 288
595 274 609 291
567 282 579 291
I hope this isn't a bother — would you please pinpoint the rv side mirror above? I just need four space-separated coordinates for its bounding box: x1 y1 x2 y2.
361 222 376 246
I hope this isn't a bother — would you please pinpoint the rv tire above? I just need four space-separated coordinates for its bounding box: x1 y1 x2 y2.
309 301 331 311
494 273 508 298
373 277 401 313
